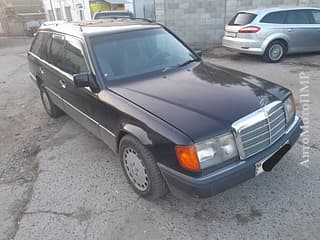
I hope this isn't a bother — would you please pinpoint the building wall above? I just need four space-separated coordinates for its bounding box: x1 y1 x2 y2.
155 0 320 47
0 0 45 35
42 0 92 21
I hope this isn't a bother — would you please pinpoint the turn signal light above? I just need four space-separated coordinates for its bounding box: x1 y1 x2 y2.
175 145 200 172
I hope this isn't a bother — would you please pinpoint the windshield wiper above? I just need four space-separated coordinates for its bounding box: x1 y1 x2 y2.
162 59 198 73
177 59 198 67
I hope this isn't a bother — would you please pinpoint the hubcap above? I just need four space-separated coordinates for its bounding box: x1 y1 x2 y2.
42 90 51 113
123 148 149 191
269 44 283 61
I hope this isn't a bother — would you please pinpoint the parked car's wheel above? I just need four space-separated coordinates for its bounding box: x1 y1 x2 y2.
119 135 168 199
263 40 286 63
40 84 64 118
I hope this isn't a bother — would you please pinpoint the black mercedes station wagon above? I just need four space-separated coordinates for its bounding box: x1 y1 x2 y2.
28 19 302 199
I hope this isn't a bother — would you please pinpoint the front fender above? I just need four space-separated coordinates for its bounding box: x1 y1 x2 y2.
261 33 289 53
118 123 153 151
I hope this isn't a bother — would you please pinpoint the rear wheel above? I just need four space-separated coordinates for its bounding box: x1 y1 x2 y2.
119 135 168 199
40 84 64 118
263 41 286 63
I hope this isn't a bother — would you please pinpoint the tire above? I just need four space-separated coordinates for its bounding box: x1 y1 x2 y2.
39 84 64 118
119 135 168 199
263 40 286 63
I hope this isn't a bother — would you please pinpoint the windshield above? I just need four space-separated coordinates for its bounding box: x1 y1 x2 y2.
90 28 198 82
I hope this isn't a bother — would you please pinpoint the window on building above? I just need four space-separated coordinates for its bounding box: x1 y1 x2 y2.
260 11 286 24
63 38 88 75
48 10 54 21
65 6 72 21
55 8 62 20
76 4 84 21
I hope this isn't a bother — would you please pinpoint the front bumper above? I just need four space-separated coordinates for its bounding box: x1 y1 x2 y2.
159 116 303 198
222 36 264 55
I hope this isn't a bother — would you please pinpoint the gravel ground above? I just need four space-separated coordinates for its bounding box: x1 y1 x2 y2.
0 37 319 240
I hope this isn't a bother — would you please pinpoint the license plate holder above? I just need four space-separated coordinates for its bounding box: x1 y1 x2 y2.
226 32 237 38
255 144 291 176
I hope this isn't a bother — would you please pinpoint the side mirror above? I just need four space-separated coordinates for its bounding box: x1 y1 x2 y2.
73 73 91 88
194 49 203 57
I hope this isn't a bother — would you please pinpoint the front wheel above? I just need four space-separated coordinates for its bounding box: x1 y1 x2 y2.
119 135 168 199
263 41 286 63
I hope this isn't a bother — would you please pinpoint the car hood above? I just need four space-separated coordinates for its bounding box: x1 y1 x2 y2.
109 62 289 142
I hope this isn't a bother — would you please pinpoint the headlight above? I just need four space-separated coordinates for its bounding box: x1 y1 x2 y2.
195 133 238 169
283 95 296 125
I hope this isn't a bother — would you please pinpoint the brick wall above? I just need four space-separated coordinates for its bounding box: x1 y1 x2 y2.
155 0 320 47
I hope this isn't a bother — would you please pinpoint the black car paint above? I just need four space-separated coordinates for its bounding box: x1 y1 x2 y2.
28 21 298 195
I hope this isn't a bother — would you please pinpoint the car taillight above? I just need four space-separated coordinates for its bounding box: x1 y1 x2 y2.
238 26 261 33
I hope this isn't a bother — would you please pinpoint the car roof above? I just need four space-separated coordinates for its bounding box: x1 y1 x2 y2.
38 19 161 39
239 6 320 15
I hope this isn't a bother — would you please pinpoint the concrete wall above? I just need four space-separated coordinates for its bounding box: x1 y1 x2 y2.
155 0 320 48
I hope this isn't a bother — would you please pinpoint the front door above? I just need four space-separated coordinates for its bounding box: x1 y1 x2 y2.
310 9 320 52
284 10 315 53
59 35 100 137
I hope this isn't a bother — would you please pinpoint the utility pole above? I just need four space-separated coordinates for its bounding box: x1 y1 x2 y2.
49 0 56 20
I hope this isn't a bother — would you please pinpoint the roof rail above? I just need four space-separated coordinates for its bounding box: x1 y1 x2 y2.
96 16 156 23
42 20 67 26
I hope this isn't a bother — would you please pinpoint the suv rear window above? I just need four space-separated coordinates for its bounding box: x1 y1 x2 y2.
260 11 286 24
228 12 257 26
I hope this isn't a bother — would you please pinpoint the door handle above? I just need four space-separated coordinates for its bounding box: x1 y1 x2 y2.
59 79 67 89
288 28 294 32
40 67 45 75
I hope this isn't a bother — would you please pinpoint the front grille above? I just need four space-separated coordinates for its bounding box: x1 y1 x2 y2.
232 101 287 159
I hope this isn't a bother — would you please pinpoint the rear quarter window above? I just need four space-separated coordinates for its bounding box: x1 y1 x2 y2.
49 34 65 69
260 11 286 24
228 12 257 26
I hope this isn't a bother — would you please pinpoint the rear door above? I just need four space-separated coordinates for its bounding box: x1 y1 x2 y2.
36 32 65 110
284 10 315 53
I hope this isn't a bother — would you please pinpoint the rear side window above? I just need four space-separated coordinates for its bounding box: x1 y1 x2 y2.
228 12 257 26
260 11 286 24
30 32 44 56
40 33 52 61
63 37 88 75
49 34 65 69
311 10 320 24
285 10 311 24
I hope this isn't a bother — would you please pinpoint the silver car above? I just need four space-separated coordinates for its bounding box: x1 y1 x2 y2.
222 7 320 62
